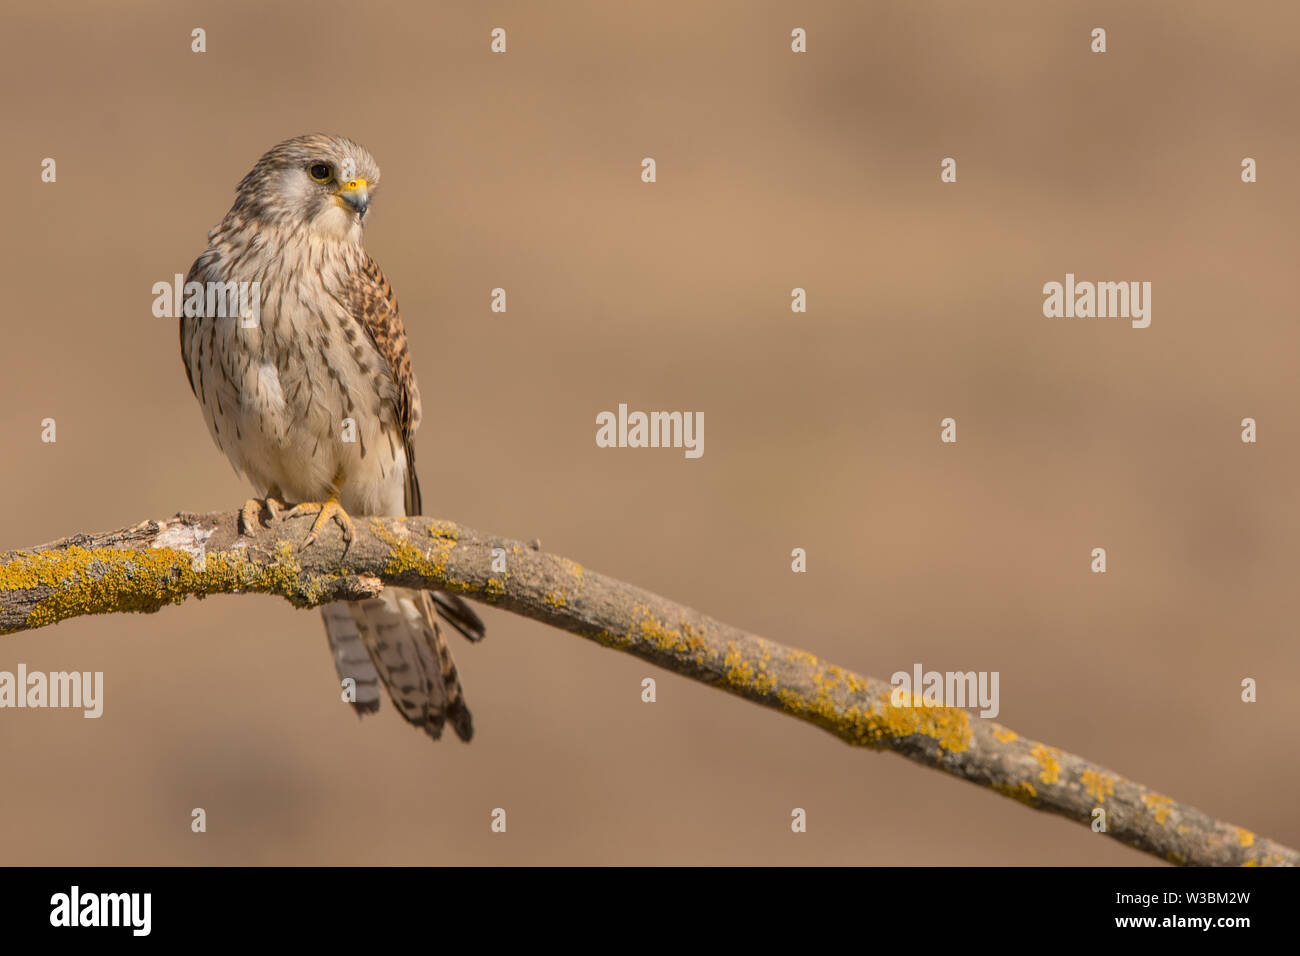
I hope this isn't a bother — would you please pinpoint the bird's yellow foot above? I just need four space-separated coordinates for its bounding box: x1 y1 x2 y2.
285 495 355 548
239 496 284 536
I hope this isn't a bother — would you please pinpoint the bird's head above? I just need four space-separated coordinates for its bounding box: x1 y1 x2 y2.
233 134 381 241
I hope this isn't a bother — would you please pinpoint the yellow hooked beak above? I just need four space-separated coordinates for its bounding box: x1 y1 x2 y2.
336 177 370 215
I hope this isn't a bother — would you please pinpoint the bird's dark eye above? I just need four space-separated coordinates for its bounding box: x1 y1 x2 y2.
308 163 333 183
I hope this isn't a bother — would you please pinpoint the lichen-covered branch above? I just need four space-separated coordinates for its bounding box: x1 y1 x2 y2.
0 509 1293 867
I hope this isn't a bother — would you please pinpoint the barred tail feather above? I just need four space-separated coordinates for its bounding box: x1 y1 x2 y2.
321 601 382 715
416 591 474 741
333 588 473 742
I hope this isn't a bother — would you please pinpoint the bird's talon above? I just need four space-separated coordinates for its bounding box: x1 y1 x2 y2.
239 496 285 536
286 497 355 548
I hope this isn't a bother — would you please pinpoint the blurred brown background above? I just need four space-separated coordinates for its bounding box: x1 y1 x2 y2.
1 0 1297 865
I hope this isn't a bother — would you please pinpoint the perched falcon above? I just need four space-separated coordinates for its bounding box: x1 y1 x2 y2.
180 134 483 741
